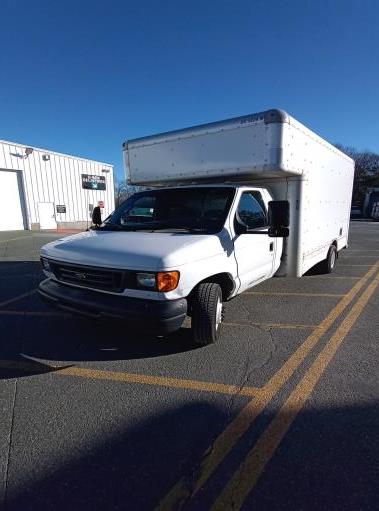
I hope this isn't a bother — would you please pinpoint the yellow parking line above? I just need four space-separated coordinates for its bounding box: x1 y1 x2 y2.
212 269 379 510
305 275 360 280
343 255 379 258
244 292 345 297
0 310 68 317
156 261 379 510
0 311 315 329
224 321 316 330
57 367 263 398
0 359 262 396
0 359 64 373
337 264 372 266
0 290 36 308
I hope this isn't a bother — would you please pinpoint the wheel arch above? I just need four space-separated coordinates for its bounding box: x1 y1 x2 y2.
189 272 236 303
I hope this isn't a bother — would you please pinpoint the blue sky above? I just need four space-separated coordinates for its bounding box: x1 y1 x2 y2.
0 0 378 180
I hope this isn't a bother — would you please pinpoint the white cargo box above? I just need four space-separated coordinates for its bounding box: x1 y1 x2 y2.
123 109 355 277
123 109 352 186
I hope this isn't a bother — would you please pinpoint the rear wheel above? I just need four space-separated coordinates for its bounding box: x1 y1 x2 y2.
320 244 337 274
191 282 223 345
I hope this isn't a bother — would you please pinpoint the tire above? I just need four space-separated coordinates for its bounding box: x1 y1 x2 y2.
191 283 223 346
319 244 338 274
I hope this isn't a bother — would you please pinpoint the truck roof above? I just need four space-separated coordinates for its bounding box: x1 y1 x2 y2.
138 184 259 191
123 109 288 147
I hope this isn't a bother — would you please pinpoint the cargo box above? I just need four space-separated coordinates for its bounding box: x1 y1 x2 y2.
123 109 352 187
123 109 355 276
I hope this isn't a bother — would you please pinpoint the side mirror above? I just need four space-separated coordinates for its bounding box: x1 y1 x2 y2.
92 206 102 227
268 201 290 238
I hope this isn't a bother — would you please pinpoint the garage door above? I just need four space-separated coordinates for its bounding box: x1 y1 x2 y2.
0 170 25 231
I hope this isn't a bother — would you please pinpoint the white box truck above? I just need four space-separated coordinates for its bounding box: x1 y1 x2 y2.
39 109 354 345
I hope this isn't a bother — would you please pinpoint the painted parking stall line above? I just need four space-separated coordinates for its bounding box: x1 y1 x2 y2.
0 309 317 330
343 255 379 258
244 292 345 298
0 310 68 317
0 360 263 398
0 290 36 308
337 264 373 266
305 276 360 280
224 321 317 330
57 367 263 397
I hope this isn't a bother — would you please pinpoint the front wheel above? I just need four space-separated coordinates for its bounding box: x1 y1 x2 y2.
191 283 223 346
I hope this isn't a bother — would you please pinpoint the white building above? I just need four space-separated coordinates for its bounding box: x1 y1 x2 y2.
0 139 114 231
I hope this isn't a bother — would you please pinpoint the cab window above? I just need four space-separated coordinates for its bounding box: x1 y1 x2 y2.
121 195 156 224
236 191 267 229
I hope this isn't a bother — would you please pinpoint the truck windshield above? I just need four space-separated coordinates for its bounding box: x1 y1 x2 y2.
102 187 235 233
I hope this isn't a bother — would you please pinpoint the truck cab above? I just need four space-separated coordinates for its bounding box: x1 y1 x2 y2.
39 184 287 345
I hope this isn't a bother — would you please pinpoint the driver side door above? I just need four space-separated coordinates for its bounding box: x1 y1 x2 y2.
233 190 275 293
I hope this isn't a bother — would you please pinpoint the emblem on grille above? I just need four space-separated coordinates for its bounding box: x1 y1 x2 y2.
75 272 87 280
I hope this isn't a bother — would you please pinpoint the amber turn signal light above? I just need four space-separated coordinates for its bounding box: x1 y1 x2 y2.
156 271 180 292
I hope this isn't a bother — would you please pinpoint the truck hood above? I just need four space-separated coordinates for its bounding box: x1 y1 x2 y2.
40 229 231 270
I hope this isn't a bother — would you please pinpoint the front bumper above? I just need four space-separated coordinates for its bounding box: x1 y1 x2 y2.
38 278 187 334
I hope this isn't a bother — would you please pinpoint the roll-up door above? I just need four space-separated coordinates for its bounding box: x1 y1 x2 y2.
0 170 25 231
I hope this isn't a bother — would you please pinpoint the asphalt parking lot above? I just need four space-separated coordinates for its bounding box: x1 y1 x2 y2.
1 223 378 511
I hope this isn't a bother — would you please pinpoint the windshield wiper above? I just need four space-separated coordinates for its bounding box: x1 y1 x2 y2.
100 220 217 233
98 224 124 231
147 225 211 233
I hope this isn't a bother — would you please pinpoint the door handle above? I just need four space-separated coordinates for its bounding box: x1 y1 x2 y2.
269 242 274 252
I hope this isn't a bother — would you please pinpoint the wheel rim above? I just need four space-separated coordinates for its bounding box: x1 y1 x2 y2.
330 249 336 268
215 296 223 330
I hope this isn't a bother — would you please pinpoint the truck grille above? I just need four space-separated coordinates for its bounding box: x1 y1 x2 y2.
50 262 125 293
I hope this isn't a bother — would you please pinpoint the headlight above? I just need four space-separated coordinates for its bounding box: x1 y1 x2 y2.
41 257 51 272
136 271 180 291
136 273 156 288
157 271 179 292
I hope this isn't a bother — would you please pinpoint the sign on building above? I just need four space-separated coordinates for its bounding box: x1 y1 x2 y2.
81 174 106 191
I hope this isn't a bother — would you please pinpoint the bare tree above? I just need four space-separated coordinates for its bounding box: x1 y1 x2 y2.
114 180 145 207
335 145 379 206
